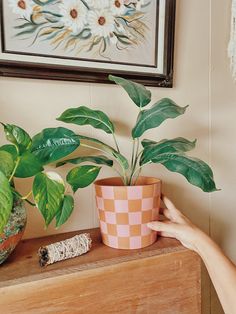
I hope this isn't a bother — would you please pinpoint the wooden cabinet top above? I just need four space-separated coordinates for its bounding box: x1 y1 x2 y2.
0 228 187 289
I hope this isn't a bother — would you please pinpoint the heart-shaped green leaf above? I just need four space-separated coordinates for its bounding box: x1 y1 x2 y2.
67 165 101 192
132 98 188 138
57 106 114 134
0 150 14 178
140 138 197 165
56 155 113 167
56 195 74 228
2 124 31 153
0 171 13 233
33 172 65 226
31 127 80 165
109 75 151 108
151 153 218 192
0 145 18 162
15 152 44 178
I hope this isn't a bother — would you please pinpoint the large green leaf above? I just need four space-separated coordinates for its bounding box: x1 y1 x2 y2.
32 172 65 226
56 195 74 228
66 165 101 192
15 152 44 178
0 171 13 233
78 135 129 170
0 150 14 178
2 124 31 153
57 106 114 134
31 127 80 164
132 98 188 138
0 145 18 162
109 75 151 108
56 155 113 167
151 153 218 192
140 138 196 165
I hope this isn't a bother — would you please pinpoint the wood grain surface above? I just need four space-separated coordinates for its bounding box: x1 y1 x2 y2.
0 228 201 314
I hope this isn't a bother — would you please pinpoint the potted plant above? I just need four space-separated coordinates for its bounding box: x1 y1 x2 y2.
0 124 81 264
56 75 218 250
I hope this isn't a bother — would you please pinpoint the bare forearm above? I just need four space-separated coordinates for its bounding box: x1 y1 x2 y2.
194 230 236 314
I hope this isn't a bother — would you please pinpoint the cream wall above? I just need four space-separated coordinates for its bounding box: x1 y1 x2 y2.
0 0 235 313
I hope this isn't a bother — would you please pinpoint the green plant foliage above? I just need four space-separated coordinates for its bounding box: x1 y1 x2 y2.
150 153 217 192
15 152 44 178
109 75 151 108
33 172 65 226
78 135 129 170
56 195 74 228
66 165 101 192
0 171 13 233
31 127 80 164
0 150 14 178
57 106 115 134
56 155 113 168
132 98 188 138
2 123 31 154
140 138 197 165
0 145 18 162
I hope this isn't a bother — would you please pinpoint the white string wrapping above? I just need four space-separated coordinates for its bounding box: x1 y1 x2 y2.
38 233 92 266
228 0 236 79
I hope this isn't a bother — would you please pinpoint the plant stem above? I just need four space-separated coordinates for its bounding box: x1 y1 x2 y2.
129 138 140 185
130 161 152 185
131 139 136 169
80 142 127 184
9 157 20 183
112 133 120 153
22 190 32 200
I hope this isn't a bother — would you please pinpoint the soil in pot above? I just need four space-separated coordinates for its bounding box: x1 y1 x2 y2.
94 177 161 250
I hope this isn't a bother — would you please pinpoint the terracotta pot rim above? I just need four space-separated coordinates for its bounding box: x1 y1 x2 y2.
94 176 161 188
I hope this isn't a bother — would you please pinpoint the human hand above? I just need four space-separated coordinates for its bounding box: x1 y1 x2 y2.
147 195 203 252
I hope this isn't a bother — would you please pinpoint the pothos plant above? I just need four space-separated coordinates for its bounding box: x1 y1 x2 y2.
56 75 218 196
0 124 82 233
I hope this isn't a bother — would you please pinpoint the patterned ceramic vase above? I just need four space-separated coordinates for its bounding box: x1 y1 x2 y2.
94 177 161 250
0 200 27 264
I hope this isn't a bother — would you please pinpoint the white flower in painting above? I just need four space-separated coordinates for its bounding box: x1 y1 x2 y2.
86 0 110 10
88 9 115 38
8 0 34 19
59 0 88 34
135 0 150 11
110 0 127 16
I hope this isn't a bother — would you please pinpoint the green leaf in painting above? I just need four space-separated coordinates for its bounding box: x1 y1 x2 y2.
151 153 218 192
57 106 114 134
0 150 14 179
140 138 197 165
0 171 13 233
15 152 44 178
56 155 113 167
56 195 74 228
32 172 65 226
132 98 188 138
108 75 151 108
31 127 80 164
2 124 31 153
66 165 101 192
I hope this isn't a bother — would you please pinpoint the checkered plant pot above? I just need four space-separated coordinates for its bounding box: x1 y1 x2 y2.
94 177 161 250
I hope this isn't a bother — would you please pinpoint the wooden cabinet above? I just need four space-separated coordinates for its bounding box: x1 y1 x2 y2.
0 229 201 314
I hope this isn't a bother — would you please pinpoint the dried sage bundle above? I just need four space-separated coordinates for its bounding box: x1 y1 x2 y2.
38 233 92 267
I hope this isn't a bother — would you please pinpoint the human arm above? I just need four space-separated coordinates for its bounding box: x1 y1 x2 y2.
147 195 236 314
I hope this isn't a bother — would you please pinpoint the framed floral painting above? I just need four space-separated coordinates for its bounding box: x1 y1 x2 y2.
0 0 176 87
